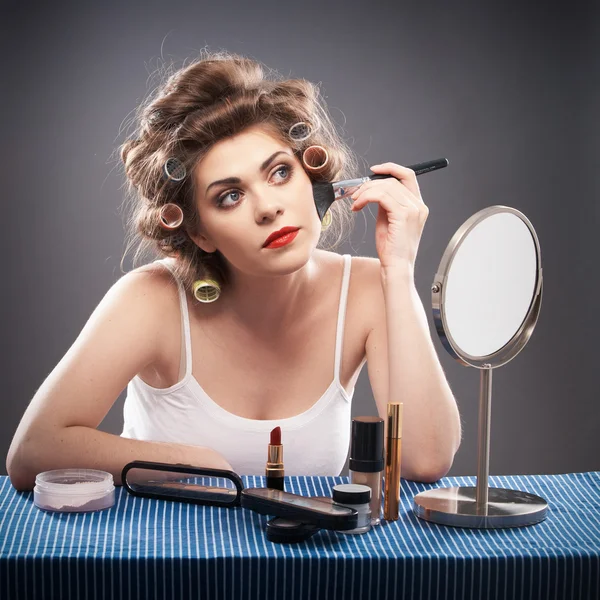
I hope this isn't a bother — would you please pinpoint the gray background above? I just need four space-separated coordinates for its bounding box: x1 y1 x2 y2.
2 1 598 478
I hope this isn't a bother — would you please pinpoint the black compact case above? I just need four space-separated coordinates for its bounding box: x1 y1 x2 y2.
266 518 320 543
265 496 337 543
241 487 358 531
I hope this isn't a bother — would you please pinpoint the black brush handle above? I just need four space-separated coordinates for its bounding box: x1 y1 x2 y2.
368 158 449 180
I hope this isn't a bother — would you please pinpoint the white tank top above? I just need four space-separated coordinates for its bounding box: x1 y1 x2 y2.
121 254 367 476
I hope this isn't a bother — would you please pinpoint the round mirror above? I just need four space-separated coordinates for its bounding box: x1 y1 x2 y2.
414 205 547 529
432 207 542 368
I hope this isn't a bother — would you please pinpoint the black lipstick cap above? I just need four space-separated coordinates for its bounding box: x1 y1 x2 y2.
349 416 385 473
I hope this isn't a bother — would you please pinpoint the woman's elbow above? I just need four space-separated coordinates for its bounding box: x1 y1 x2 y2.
6 436 37 491
413 436 462 483
7 469 35 492
404 457 454 484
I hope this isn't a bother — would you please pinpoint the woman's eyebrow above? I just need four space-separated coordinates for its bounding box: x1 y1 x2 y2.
205 150 292 194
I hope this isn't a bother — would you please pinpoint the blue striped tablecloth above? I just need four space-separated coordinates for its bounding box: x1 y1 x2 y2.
1 472 599 600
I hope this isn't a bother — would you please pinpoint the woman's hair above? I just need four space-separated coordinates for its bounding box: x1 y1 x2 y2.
118 49 361 292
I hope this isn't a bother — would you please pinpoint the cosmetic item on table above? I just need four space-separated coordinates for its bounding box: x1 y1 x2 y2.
383 402 404 521
266 517 320 543
266 426 285 491
33 469 115 513
121 460 244 507
332 483 372 534
312 157 449 220
349 416 385 525
241 487 359 531
265 495 337 543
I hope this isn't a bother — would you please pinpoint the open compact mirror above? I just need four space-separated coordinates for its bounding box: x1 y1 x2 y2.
121 460 244 507
413 206 547 528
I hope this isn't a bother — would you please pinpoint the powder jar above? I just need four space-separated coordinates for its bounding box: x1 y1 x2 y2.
34 469 115 513
332 483 372 534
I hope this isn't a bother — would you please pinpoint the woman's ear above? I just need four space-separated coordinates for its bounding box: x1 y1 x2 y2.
188 229 218 254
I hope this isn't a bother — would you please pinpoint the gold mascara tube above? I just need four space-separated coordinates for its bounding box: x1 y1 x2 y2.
383 402 403 521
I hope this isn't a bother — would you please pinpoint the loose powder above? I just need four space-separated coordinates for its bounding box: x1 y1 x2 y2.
33 469 115 513
35 494 114 513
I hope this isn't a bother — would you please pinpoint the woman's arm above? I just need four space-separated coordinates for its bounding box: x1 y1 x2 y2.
349 162 461 482
363 258 462 482
6 268 232 491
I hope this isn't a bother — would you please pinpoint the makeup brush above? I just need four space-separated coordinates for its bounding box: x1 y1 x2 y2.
312 158 449 220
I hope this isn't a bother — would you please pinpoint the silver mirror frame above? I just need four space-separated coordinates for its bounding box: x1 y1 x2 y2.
431 205 543 369
413 206 548 528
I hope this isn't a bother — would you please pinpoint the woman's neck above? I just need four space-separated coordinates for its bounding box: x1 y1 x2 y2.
218 255 321 335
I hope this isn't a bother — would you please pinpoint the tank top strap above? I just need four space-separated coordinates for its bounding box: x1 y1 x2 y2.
333 254 352 382
156 258 193 380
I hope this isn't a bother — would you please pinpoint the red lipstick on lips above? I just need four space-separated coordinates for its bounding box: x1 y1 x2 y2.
266 426 285 490
263 227 300 249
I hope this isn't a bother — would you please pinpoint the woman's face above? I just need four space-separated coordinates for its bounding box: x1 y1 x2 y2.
191 124 322 277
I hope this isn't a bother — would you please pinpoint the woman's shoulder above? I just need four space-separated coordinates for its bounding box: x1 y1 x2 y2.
317 249 382 287
108 260 183 363
317 250 384 321
108 259 181 318
313 250 383 349
117 258 177 288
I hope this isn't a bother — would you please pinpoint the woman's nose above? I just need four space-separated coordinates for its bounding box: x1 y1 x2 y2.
254 194 285 222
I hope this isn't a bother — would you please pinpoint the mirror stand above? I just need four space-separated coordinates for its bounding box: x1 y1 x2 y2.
413 365 548 528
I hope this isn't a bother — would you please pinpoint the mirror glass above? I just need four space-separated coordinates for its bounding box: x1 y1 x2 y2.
124 467 240 506
444 212 538 357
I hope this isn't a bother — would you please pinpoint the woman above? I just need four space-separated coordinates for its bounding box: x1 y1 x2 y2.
7 51 461 490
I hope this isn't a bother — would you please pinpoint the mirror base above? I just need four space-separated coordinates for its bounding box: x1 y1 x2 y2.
413 486 548 528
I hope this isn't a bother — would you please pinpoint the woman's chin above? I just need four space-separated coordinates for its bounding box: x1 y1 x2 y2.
261 242 318 276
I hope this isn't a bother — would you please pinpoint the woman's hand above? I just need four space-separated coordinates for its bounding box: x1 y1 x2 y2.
350 162 429 272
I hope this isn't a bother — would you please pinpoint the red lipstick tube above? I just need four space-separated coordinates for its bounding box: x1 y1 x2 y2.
266 426 285 491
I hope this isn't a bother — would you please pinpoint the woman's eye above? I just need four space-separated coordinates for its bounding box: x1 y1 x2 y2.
216 190 241 208
272 164 292 181
215 163 294 208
